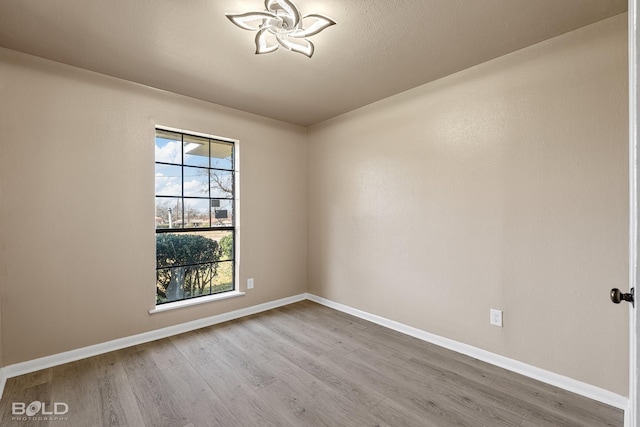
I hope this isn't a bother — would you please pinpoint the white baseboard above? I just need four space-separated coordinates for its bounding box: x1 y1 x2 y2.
306 293 628 411
0 292 628 414
0 293 307 399
0 368 6 401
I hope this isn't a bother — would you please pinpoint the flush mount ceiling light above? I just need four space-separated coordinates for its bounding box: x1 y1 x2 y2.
226 0 336 58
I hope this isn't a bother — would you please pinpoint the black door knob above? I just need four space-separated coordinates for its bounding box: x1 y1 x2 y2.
611 288 634 305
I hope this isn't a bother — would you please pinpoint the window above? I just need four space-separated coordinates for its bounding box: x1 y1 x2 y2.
155 128 235 305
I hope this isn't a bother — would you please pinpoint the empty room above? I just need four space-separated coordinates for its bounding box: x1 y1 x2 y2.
0 0 638 425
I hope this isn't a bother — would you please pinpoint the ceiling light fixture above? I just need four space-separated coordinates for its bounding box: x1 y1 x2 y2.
226 0 336 58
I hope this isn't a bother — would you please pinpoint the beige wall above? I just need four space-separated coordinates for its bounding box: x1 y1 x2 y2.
307 14 629 395
0 47 307 365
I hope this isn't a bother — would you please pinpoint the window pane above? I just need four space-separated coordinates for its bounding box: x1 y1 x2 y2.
156 266 185 303
155 164 182 196
156 232 221 269
210 170 233 198
156 266 173 303
183 135 209 167
184 198 210 228
156 197 183 229
211 199 234 227
183 166 209 197
155 130 182 164
211 141 233 170
212 261 234 293
184 263 216 299
212 230 233 261
156 263 216 303
156 230 233 304
157 260 233 304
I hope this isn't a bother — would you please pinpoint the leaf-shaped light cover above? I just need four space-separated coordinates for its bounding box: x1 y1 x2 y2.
226 0 336 58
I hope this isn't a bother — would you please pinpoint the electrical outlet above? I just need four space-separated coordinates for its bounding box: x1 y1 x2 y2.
247 278 254 289
490 309 503 327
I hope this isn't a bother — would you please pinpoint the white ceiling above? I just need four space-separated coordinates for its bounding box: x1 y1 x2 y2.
0 0 628 127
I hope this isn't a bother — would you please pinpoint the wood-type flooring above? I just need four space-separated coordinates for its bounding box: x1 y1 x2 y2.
0 300 624 426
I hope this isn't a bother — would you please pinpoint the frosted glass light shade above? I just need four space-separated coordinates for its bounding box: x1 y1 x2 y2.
226 0 336 58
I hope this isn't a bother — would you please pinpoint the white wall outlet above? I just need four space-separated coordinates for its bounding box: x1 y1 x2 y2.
490 309 503 327
247 278 254 289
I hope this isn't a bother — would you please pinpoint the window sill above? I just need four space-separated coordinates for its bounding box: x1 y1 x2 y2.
149 291 246 314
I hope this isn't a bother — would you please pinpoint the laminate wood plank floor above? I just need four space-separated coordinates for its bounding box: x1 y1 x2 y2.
0 300 624 426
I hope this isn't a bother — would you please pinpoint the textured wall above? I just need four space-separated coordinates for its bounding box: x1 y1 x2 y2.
0 48 308 365
307 15 629 395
